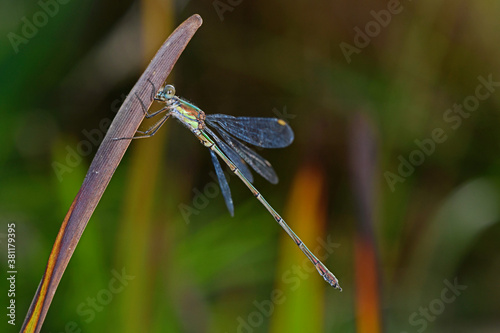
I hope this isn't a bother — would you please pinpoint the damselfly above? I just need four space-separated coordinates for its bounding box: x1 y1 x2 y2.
120 84 341 290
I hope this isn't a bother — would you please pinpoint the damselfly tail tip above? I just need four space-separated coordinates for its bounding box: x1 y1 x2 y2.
322 272 342 291
331 280 342 291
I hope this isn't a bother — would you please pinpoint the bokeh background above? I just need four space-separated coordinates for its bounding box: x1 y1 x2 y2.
1 0 499 332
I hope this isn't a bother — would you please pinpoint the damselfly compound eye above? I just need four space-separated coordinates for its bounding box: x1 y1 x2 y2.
163 84 176 99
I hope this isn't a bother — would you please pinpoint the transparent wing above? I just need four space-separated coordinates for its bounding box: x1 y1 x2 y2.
204 127 254 183
209 149 234 216
208 121 279 184
206 114 294 148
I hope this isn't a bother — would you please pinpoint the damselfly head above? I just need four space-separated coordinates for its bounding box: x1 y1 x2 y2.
156 84 176 102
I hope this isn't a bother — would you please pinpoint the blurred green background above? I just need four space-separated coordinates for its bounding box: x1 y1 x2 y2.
1 0 499 332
